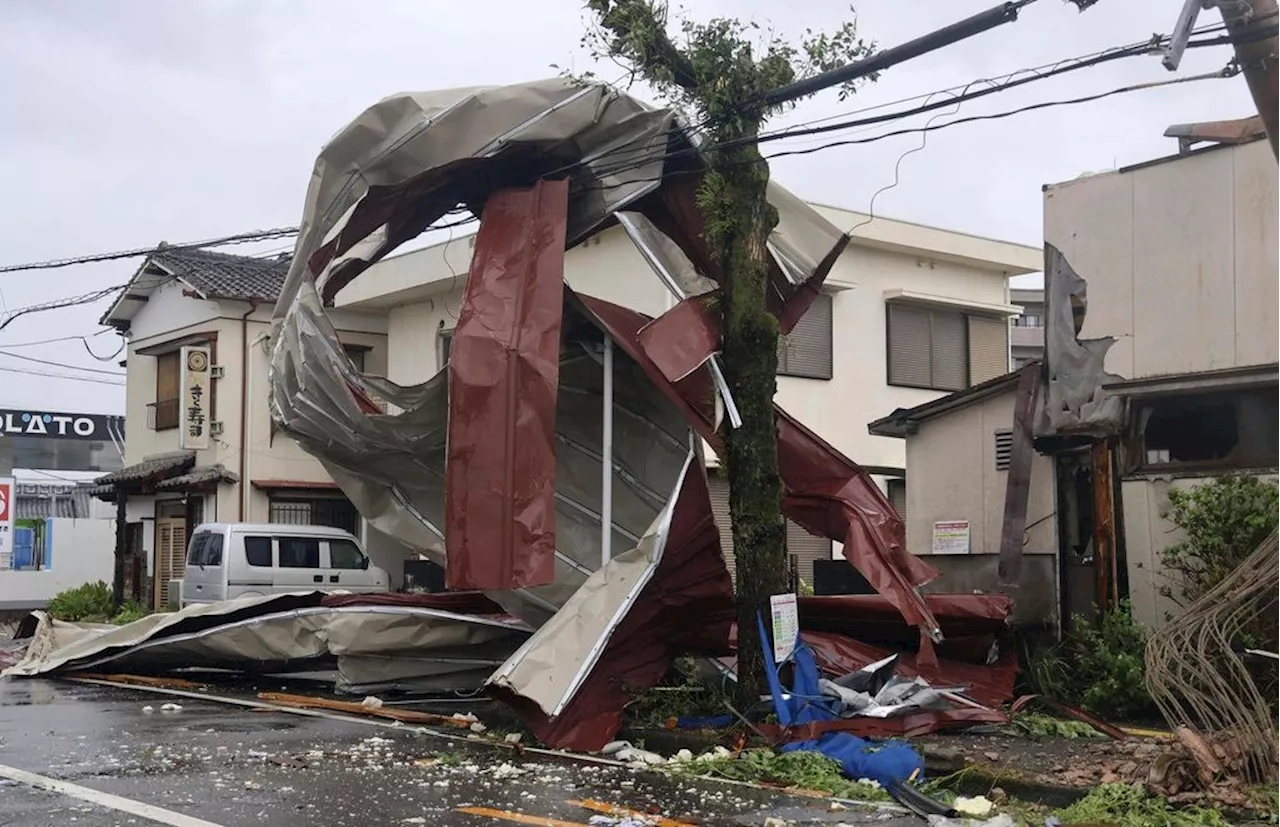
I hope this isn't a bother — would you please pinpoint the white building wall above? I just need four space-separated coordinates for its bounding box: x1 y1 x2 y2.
0 518 116 610
1043 140 1278 380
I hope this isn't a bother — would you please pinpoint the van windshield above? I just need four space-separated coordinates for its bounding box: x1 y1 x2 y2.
187 533 224 567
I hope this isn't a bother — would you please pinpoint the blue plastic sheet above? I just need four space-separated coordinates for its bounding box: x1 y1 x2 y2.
756 613 923 789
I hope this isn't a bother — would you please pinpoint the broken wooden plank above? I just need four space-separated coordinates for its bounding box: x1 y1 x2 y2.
256 692 474 728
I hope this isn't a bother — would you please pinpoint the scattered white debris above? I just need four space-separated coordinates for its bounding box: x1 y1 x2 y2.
491 762 528 779
141 706 155 714
360 696 384 710
954 795 996 818
763 818 790 827
159 703 183 713
401 819 427 825
243 780 262 790
504 732 523 745
469 722 487 734
671 749 694 763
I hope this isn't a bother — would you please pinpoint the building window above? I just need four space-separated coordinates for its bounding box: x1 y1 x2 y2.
439 329 453 370
343 345 367 373
1135 387 1278 472
329 538 366 570
150 351 181 430
886 303 1010 391
886 478 907 520
994 430 1013 471
1013 313 1042 328
244 536 273 567
777 292 833 380
269 495 360 536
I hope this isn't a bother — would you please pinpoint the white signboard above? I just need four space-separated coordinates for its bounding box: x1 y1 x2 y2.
932 520 971 555
769 592 800 664
0 477 13 570
180 345 212 451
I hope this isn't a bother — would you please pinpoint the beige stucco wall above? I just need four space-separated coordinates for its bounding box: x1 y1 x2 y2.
901 388 1059 625
1043 140 1278 379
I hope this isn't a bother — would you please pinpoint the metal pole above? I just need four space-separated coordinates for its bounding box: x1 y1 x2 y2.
1218 0 1280 157
761 1 1027 107
601 335 614 568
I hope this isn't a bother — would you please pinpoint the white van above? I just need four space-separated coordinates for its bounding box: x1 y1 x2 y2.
181 523 390 606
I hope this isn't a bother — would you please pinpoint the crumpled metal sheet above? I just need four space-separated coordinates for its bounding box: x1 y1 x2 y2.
2 593 530 694
445 181 569 590
264 77 943 748
488 449 734 750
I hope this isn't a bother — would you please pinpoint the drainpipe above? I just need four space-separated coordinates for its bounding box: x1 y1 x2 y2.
238 300 259 521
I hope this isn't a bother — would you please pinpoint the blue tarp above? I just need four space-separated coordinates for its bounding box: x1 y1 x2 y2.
757 613 923 789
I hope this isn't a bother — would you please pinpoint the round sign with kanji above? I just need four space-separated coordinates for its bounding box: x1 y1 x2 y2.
187 350 209 373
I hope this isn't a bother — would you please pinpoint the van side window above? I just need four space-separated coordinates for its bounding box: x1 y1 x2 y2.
279 537 320 569
329 539 365 570
244 537 273 567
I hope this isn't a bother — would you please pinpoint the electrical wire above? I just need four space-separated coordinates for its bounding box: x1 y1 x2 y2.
0 280 149 333
0 365 125 387
0 228 300 275
0 329 114 349
0 349 126 377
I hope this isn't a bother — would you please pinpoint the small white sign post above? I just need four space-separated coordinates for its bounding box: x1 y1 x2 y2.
769 592 800 664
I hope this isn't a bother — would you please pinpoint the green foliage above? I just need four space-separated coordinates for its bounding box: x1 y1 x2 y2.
112 601 152 626
46 581 114 622
1024 601 1155 722
1012 712 1103 739
1054 783 1229 826
1161 475 1278 608
671 747 891 801
47 582 153 625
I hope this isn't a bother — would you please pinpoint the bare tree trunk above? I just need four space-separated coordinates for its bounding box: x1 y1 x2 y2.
711 139 789 708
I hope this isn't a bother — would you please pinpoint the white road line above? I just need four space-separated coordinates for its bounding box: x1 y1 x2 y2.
0 763 225 827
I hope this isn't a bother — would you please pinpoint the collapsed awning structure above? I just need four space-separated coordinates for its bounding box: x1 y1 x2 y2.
266 78 942 749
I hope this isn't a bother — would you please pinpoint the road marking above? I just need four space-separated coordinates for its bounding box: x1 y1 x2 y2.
0 763 224 827
456 806 589 826
571 798 695 826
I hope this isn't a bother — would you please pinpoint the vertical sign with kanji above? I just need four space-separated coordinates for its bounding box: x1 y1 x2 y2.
0 477 13 570
180 345 212 451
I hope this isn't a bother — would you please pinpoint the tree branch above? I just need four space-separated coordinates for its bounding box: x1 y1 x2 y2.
587 0 699 92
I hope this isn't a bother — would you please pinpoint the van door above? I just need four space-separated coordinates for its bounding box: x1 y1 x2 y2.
325 536 373 591
276 535 324 593
226 533 274 599
183 530 226 604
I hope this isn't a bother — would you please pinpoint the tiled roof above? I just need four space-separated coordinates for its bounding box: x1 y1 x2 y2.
154 464 238 491
94 451 195 488
150 247 292 302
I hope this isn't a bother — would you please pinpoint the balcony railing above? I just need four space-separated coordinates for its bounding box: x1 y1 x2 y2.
148 398 180 431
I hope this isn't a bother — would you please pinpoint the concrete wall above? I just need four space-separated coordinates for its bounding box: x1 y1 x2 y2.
0 518 116 610
1121 473 1278 629
903 388 1058 624
1043 140 1278 380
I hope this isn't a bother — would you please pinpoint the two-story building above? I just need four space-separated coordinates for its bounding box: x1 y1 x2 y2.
868 127 1278 631
1010 287 1045 368
92 247 395 609
335 202 1042 584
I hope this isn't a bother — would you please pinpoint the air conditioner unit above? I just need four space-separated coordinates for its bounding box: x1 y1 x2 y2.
210 365 226 379
209 421 225 438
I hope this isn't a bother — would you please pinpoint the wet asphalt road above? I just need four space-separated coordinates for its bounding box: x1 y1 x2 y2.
0 678 917 826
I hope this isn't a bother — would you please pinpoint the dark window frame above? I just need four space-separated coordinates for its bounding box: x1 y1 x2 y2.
1132 387 1278 474
244 536 273 568
328 538 366 570
152 351 181 431
777 292 834 381
884 303 972 392
268 494 360 536
278 536 321 569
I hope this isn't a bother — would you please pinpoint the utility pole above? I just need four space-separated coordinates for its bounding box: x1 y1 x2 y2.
763 1 1032 107
1218 0 1279 157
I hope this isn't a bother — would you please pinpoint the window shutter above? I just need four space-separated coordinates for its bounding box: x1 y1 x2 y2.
887 478 907 521
995 430 1014 471
887 304 932 387
156 351 180 401
968 315 1010 383
930 310 968 391
778 293 833 379
707 474 735 584
786 520 831 588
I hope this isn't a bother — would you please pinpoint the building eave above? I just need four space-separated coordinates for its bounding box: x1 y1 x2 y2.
867 365 1035 439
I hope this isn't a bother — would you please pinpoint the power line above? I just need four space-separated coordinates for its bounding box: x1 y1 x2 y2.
0 349 126 377
0 365 125 387
0 227 299 275
0 281 143 333
0 329 114 349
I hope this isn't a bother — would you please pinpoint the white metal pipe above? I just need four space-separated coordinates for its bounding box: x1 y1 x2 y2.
601 335 614 568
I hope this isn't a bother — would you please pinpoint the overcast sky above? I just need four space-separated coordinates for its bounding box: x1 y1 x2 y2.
0 0 1256 416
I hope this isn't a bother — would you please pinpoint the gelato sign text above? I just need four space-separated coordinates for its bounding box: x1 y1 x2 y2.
0 410 123 441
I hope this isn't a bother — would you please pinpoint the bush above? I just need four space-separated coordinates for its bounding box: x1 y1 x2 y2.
46 581 115 623
1161 475 1278 608
112 601 152 626
1024 600 1155 722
